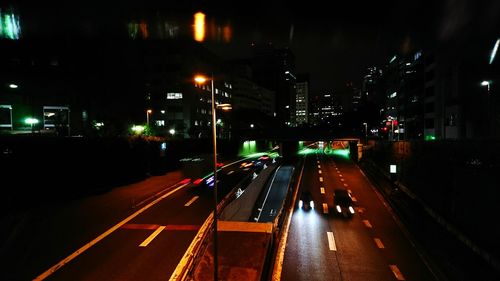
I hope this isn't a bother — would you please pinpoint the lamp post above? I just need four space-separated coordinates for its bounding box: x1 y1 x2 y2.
481 80 493 136
194 73 219 281
146 109 152 126
363 122 367 144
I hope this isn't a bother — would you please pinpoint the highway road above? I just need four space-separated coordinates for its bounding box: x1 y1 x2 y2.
0 160 252 281
280 145 438 281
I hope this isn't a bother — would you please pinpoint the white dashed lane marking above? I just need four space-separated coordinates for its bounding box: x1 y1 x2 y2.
327 232 337 251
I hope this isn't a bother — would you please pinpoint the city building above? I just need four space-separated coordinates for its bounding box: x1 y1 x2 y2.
295 74 310 126
250 45 297 127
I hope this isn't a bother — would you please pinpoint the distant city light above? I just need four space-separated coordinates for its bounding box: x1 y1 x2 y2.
194 12 206 42
131 125 145 133
490 39 499 64
250 124 254 128
169 129 175 135
389 55 397 63
8 83 18 89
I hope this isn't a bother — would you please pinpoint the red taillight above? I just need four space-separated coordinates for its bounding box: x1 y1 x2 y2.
193 178 203 185
180 178 191 184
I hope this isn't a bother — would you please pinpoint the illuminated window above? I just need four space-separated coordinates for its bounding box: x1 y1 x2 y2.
167 92 183 99
0 105 13 129
43 106 69 128
155 120 165 126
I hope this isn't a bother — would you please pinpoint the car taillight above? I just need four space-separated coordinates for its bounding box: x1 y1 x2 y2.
193 178 203 185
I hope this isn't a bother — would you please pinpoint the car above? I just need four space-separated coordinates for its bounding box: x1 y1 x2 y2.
333 188 355 217
298 191 314 210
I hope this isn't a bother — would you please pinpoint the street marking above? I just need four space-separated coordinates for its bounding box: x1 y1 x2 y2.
34 182 188 281
227 170 234 175
339 174 343 177
362 220 372 228
343 183 348 187
165 225 199 231
139 226 166 247
320 187 325 194
318 165 321 169
357 208 364 213
319 177 323 182
340 178 345 182
122 224 160 230
352 196 357 202
389 265 405 280
322 203 329 214
327 232 337 251
374 238 385 249
184 196 199 206
317 160 320 164
318 170 322 174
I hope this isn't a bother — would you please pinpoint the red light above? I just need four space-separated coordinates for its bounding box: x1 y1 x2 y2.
180 178 191 184
193 179 203 185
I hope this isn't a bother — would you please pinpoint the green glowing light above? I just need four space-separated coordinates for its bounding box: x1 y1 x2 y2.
425 135 436 141
331 148 350 159
238 140 257 156
24 118 39 125
0 9 21 40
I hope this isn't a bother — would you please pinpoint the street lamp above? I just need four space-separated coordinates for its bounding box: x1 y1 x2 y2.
146 109 152 126
481 80 491 94
194 73 219 281
363 122 367 144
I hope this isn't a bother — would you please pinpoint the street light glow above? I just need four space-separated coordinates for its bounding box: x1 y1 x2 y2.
194 75 208 84
194 12 206 42
9 83 18 89
481 80 490 86
169 129 175 135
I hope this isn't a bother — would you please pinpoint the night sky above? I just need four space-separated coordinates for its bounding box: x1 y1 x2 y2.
14 0 500 100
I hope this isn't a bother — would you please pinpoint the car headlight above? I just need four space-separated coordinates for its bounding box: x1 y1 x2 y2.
336 205 342 213
299 200 303 208
310 201 314 209
349 206 355 214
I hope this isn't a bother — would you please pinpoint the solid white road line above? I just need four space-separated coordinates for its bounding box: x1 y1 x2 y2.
139 226 166 247
389 265 405 280
184 196 199 207
327 232 337 251
322 203 329 214
362 220 372 228
320 187 325 194
34 183 189 281
374 238 385 249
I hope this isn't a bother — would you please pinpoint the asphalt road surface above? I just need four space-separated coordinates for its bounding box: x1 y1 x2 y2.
280 147 438 281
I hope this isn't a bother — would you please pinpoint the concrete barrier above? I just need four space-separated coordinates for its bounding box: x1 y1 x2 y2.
220 163 279 221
